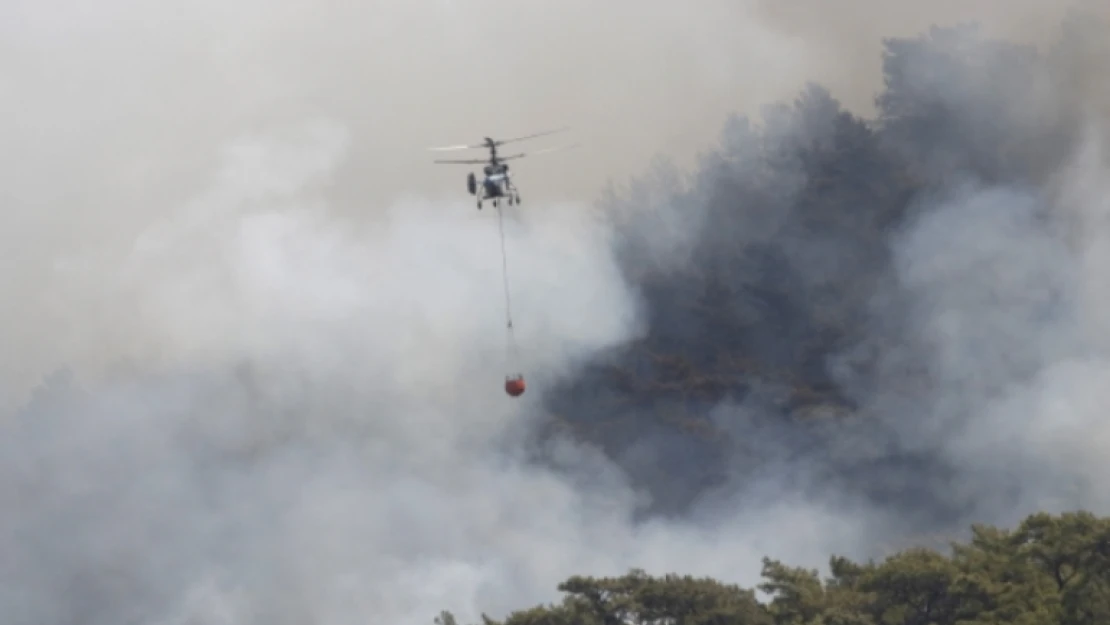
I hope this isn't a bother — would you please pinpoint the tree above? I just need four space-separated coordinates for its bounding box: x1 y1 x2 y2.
439 512 1110 625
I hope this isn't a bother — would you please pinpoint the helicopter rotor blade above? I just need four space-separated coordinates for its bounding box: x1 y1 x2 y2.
433 158 488 164
492 127 570 147
500 142 581 160
529 142 580 155
428 143 485 152
428 127 570 152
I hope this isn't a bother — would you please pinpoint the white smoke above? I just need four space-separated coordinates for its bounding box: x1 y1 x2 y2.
0 119 892 625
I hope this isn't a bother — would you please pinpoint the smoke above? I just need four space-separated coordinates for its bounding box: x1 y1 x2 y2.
903 127 1110 523
4 1 1110 624
851 13 1110 529
671 4 1110 549
4 0 1105 387
547 0 1110 585
0 117 886 625
2 120 636 623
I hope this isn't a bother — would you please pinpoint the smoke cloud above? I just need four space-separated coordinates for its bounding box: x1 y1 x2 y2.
603 2 1110 541
0 117 882 624
3 1 1110 624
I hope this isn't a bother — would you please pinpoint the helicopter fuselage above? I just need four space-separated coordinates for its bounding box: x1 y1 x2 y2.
483 172 508 197
465 163 520 209
467 164 511 197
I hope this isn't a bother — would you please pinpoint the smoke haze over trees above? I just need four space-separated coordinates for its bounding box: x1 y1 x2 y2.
2 3 1110 625
548 14 1110 530
438 510 1110 625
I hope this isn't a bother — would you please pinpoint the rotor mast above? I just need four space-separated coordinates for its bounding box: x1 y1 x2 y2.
484 137 499 165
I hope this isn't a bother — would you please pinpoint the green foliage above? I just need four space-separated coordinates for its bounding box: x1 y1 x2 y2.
439 511 1110 625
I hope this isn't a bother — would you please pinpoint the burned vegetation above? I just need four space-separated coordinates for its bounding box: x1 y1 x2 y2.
539 18 1105 520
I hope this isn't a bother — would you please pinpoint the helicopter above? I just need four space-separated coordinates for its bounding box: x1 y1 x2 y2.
429 127 575 209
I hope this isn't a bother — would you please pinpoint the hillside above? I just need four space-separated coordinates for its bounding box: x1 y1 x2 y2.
539 16 1106 525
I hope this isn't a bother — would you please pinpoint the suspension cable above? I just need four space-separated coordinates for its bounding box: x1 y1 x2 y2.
496 203 521 370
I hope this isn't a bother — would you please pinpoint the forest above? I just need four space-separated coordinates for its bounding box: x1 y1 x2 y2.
435 511 1110 624
446 12 1110 625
